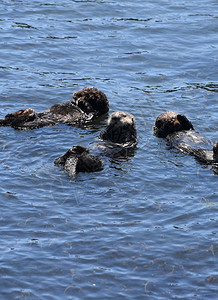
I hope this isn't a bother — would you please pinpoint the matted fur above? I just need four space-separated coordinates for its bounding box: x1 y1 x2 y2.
0 87 109 130
154 111 218 166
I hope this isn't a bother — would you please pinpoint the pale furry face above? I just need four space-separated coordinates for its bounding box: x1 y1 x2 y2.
99 111 137 145
108 112 135 127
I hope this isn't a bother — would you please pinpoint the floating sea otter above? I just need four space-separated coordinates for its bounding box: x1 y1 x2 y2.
54 145 104 176
0 87 109 130
97 111 137 158
99 111 137 146
154 111 218 167
55 111 137 176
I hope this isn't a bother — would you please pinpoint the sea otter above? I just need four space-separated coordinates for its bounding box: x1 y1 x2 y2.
99 111 137 146
0 87 109 130
54 145 103 176
98 111 137 157
154 111 218 166
55 111 137 176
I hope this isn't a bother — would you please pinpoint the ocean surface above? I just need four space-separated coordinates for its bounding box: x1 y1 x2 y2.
0 0 217 299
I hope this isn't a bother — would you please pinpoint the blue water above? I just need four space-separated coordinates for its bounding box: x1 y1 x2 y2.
0 0 217 299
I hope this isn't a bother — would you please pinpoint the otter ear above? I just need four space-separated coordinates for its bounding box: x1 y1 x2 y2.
177 114 194 130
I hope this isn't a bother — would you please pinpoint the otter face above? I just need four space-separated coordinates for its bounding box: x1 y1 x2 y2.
154 111 194 138
72 87 109 116
108 111 134 126
100 111 137 145
213 141 218 163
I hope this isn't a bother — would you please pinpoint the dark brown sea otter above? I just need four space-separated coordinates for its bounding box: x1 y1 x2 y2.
154 111 218 167
98 111 137 158
99 111 137 146
54 145 103 176
0 87 109 130
55 112 137 176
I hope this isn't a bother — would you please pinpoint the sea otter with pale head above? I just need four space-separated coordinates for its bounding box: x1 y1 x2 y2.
55 111 137 176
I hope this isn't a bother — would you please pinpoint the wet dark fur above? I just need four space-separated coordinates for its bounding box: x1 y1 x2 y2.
54 145 103 176
0 87 109 130
191 141 218 165
99 112 137 146
55 112 138 176
98 111 137 158
154 111 194 138
154 111 218 166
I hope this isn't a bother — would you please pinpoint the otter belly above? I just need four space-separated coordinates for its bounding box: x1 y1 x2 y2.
167 130 213 155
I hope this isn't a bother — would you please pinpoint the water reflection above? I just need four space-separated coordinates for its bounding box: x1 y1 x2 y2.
0 0 218 298
194 83 218 93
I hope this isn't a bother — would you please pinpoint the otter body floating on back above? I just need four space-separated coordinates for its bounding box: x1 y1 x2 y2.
54 145 103 176
154 111 218 166
55 111 137 176
0 87 109 130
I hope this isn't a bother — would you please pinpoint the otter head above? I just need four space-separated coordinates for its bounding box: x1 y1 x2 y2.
100 111 137 145
213 141 218 163
72 87 109 116
154 111 194 138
